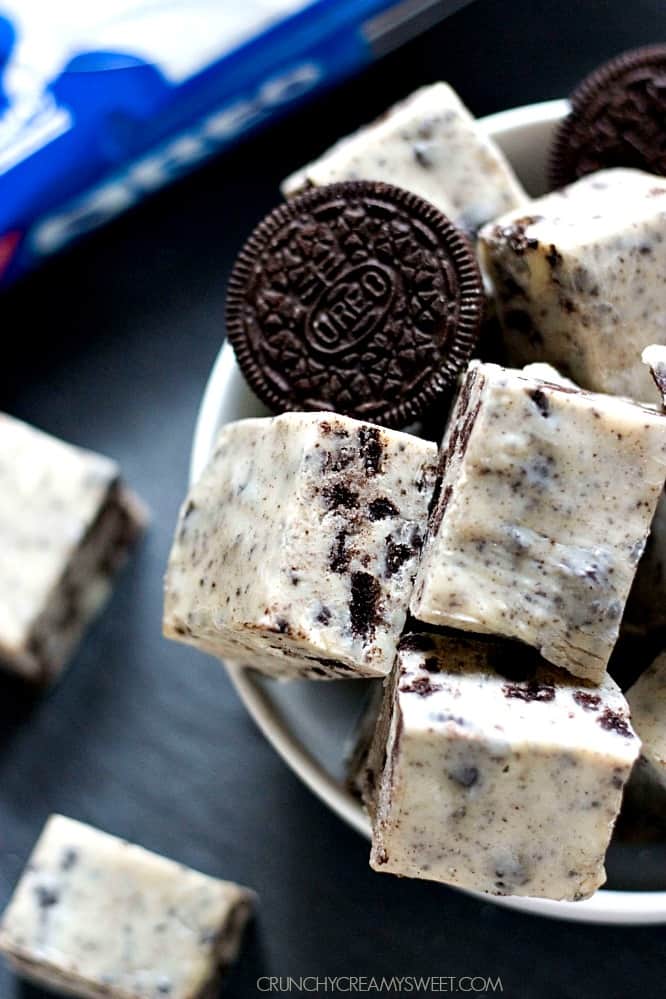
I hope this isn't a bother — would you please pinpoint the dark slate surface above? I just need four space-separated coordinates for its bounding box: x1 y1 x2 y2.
1 1 665 996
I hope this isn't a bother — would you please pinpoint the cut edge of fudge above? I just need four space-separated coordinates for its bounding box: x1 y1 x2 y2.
0 815 255 999
164 412 437 681
626 652 666 794
367 633 641 901
478 169 666 401
410 360 666 682
1 902 254 999
1 480 148 685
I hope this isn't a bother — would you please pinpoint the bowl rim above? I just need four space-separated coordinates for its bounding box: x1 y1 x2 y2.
190 98 666 925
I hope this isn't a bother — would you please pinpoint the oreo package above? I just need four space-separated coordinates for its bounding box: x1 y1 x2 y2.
0 0 472 287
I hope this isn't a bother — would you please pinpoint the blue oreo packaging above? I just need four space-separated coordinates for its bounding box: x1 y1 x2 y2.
0 0 471 287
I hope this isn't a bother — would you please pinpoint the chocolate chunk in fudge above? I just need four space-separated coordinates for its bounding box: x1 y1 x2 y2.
368 634 639 900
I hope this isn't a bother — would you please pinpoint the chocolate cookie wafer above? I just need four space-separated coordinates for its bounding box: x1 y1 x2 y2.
550 44 666 188
225 181 483 429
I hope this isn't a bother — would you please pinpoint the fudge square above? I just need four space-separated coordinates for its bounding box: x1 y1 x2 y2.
0 413 146 683
627 652 666 793
0 815 254 999
282 82 528 236
479 169 666 402
410 361 666 683
368 633 640 900
164 412 437 679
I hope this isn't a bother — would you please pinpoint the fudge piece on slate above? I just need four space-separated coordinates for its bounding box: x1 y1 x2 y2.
164 412 437 679
0 413 146 683
479 169 666 402
410 361 666 683
282 82 528 236
627 652 666 793
368 633 640 900
0 815 254 999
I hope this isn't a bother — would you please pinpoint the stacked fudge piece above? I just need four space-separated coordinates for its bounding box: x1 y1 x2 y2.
164 412 438 679
479 169 666 403
282 82 528 237
410 360 666 683
367 633 639 901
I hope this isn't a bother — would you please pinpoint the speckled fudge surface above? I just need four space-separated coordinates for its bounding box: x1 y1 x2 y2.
410 361 666 682
0 413 146 683
0 815 254 999
627 652 666 793
479 168 666 402
164 412 437 679
282 83 528 236
368 633 640 901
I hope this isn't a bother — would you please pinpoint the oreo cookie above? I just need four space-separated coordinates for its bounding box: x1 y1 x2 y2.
225 181 482 428
550 44 666 189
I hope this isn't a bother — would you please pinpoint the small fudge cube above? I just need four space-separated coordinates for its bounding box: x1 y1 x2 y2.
0 413 146 683
627 652 666 793
479 169 666 402
0 815 254 999
410 361 666 682
164 412 437 679
282 82 528 236
369 634 640 900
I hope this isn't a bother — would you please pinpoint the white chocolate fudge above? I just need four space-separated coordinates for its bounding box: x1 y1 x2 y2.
479 169 666 402
0 815 254 999
523 357 666 638
627 652 666 793
410 361 666 682
369 634 640 900
164 412 437 679
0 413 147 683
282 83 528 236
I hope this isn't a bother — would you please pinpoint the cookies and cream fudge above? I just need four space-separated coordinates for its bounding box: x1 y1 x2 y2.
0 815 254 999
0 413 146 683
627 652 666 793
368 633 640 900
164 412 437 679
479 169 666 402
282 82 528 235
410 361 666 682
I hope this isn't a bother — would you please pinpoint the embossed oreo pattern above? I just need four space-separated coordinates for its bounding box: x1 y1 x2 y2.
550 45 666 188
225 181 482 428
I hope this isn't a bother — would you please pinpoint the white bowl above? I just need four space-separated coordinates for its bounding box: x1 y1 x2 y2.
191 98 666 925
